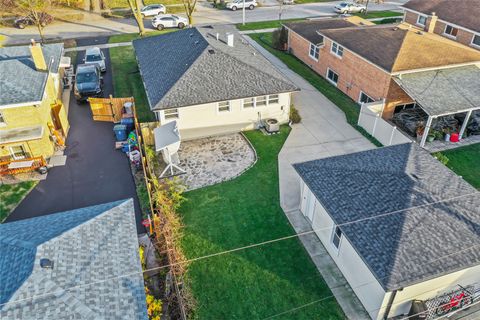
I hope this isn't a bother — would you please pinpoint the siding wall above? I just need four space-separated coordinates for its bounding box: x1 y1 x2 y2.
0 73 67 160
300 180 388 320
404 10 480 50
158 93 291 139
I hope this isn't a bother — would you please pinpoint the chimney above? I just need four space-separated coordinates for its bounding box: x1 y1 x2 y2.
427 12 437 33
226 33 234 47
29 39 47 71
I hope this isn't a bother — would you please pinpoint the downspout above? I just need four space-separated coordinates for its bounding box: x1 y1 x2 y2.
383 290 398 320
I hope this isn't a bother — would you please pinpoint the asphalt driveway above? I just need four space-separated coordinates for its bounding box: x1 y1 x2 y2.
6 38 144 233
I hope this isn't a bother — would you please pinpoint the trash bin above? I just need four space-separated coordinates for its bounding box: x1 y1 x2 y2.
450 133 459 142
121 118 135 133
113 124 127 141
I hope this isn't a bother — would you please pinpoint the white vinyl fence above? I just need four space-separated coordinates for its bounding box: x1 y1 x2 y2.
358 101 412 146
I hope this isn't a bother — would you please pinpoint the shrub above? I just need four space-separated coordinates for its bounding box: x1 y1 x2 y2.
271 27 288 51
145 287 162 320
433 152 449 165
289 104 301 124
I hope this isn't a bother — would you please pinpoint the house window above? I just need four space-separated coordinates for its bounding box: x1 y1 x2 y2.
256 96 267 107
359 92 374 104
10 145 27 160
268 94 279 104
309 43 319 60
0 112 5 126
331 42 344 58
164 108 179 119
472 34 480 47
394 102 417 113
444 25 458 38
243 98 255 108
331 225 342 250
417 15 427 26
217 101 231 113
326 68 339 86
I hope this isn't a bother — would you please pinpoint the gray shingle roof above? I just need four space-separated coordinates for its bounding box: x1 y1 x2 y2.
0 199 148 320
394 65 480 116
403 0 480 33
133 25 299 111
0 43 63 107
283 18 356 45
294 143 480 291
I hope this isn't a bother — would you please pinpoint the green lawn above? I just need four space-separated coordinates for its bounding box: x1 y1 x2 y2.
352 10 403 19
0 181 37 222
109 31 177 122
236 18 305 31
179 127 345 319
438 144 480 189
249 32 381 147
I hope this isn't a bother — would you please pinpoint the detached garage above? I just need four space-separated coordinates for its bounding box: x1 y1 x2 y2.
293 143 480 320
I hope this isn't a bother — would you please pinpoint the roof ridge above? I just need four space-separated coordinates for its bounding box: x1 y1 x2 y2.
389 28 411 72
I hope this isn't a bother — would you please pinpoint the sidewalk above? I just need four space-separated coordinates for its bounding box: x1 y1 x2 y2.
245 35 375 319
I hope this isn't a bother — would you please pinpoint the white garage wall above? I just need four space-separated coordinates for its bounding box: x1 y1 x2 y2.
158 93 291 139
300 180 387 320
387 263 480 317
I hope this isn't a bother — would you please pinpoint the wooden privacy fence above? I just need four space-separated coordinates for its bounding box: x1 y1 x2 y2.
88 96 134 123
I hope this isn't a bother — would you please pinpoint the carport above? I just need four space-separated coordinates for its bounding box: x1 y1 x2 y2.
394 65 480 147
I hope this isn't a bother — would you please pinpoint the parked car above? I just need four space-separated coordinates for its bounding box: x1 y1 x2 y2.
334 2 366 14
83 47 106 72
140 4 166 17
151 14 188 30
226 0 258 11
74 64 103 102
14 13 53 29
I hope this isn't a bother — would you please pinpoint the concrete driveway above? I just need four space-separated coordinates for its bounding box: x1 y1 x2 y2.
246 37 375 319
1 0 407 45
6 38 144 233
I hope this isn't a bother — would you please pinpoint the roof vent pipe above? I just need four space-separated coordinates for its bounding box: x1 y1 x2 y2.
40 258 54 269
226 33 234 47
216 33 219 41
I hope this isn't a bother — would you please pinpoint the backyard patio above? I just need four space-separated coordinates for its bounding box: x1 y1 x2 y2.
154 133 256 190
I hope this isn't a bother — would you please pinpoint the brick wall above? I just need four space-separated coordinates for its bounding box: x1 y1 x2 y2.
403 10 479 50
384 80 416 119
288 29 392 104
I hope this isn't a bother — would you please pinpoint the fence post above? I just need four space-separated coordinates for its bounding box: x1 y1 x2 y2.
372 113 379 137
389 126 397 146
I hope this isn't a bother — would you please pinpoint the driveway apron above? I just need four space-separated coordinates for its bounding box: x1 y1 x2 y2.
6 38 144 233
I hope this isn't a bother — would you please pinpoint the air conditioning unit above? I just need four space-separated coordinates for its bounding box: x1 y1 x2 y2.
265 118 280 133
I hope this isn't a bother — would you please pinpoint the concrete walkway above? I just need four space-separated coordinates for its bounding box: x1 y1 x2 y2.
245 36 375 319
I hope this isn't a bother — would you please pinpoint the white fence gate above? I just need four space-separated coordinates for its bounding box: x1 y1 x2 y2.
358 102 412 146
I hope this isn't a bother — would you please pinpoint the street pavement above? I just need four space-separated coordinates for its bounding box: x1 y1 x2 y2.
1 0 408 45
6 38 144 234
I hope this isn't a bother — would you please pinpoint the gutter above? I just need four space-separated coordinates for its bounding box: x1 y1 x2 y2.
383 289 399 320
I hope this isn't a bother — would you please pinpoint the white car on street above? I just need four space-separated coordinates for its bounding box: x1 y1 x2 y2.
83 47 106 72
151 14 188 30
140 4 166 17
226 0 258 11
334 2 366 14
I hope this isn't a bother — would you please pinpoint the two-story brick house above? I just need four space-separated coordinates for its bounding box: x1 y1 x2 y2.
0 41 69 162
284 20 480 119
402 0 480 50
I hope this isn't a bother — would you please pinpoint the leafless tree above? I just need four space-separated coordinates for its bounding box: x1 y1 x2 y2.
357 0 384 14
182 0 197 26
0 0 56 42
127 0 146 36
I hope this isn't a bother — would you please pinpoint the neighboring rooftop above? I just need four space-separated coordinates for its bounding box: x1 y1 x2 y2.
394 65 480 116
318 24 480 72
0 43 63 107
283 18 357 45
403 0 480 33
294 143 480 291
0 199 148 320
133 25 298 111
